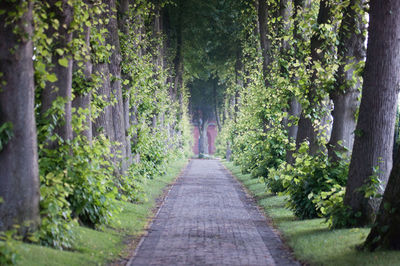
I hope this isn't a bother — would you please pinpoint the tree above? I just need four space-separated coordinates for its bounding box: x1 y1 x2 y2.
365 144 400 250
344 0 400 226
40 0 74 147
257 0 272 88
107 0 127 174
118 0 133 166
295 0 333 155
284 0 303 164
0 0 40 233
327 0 366 162
72 0 93 143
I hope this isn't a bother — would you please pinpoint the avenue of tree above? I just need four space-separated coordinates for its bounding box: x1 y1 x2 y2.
1 0 400 257
0 0 192 250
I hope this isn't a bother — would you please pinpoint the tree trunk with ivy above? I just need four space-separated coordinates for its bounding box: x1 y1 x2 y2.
92 64 115 140
173 2 184 106
295 0 332 155
365 144 400 250
285 0 306 164
198 118 209 156
0 0 40 233
328 0 366 162
118 0 132 167
41 0 74 147
107 0 127 175
257 0 272 88
91 8 115 142
344 0 400 226
72 21 93 143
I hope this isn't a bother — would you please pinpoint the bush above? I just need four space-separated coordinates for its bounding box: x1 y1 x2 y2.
38 145 76 249
67 135 119 227
312 185 359 228
0 230 18 265
281 142 348 219
266 165 285 193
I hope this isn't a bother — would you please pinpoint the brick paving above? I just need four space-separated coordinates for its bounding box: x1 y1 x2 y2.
128 159 299 266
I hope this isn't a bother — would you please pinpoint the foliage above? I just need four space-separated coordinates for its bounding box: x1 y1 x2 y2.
66 135 119 227
213 0 367 228
0 229 19 266
279 142 349 220
14 159 187 266
26 0 192 250
0 122 13 152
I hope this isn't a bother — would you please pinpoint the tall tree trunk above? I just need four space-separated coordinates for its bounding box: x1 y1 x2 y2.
152 4 163 69
198 119 209 156
213 80 222 132
327 0 366 162
118 0 132 166
285 0 306 163
344 0 400 226
365 144 400 250
277 0 301 164
279 0 292 50
72 21 93 143
257 0 272 88
295 0 332 155
41 0 74 147
107 0 127 174
91 6 115 141
286 98 302 163
92 64 115 140
0 0 40 233
173 2 184 104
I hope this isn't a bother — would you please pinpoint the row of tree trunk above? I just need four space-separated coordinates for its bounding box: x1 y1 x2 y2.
0 0 184 233
255 0 400 250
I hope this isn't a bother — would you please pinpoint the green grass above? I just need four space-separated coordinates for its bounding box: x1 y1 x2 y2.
223 160 400 266
14 159 188 266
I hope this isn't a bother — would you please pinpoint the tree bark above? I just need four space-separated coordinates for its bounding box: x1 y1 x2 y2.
257 0 272 88
344 0 400 226
285 0 306 164
118 0 132 166
173 2 184 104
286 97 302 163
213 80 222 132
72 21 93 143
295 0 332 155
365 143 400 250
0 0 40 233
92 64 115 140
279 0 292 51
198 119 209 156
327 0 366 162
107 0 127 174
41 0 74 147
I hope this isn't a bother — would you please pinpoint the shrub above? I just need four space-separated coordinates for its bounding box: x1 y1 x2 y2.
266 165 285 193
281 142 348 219
66 135 119 227
0 229 18 266
312 185 359 228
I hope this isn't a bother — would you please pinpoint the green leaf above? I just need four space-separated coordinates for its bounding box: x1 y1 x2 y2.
55 48 64 56
47 73 58 83
58 58 69 68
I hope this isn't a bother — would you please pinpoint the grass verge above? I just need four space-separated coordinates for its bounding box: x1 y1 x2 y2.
223 160 400 266
14 159 188 266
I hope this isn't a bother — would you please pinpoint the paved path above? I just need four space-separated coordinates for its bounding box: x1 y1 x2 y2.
128 160 299 266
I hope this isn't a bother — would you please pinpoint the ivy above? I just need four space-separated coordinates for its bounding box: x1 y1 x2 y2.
0 122 13 152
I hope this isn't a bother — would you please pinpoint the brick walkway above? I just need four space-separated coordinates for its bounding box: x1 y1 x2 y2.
128 159 299 266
